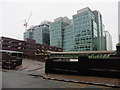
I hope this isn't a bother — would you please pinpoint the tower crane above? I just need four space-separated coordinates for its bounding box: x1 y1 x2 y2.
23 12 32 31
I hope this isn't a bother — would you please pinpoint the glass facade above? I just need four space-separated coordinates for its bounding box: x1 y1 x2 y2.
63 25 75 51
104 31 112 50
50 7 106 51
50 21 63 48
93 10 106 50
24 30 33 40
50 17 70 48
24 21 50 46
92 20 98 51
33 26 43 44
73 9 96 51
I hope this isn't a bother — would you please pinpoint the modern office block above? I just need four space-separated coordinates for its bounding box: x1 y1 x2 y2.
73 7 98 51
24 30 33 40
63 24 75 51
102 25 107 50
50 7 107 51
104 31 112 50
92 10 106 50
24 21 50 46
50 17 71 48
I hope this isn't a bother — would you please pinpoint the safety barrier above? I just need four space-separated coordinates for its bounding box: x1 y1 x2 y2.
45 56 120 78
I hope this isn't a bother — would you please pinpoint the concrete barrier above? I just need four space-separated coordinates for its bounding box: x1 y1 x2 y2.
45 56 120 78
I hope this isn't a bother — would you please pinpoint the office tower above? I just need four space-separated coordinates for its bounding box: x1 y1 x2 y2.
63 23 75 51
50 7 106 51
92 10 106 50
73 7 98 51
104 31 112 50
24 21 50 46
50 17 71 48
102 24 107 50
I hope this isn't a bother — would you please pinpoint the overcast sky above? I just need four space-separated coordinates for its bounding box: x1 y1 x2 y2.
0 0 119 50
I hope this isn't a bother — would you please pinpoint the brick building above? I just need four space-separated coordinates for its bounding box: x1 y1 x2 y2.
1 36 62 61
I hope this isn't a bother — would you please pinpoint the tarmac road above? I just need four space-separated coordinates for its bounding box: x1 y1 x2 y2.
2 71 108 88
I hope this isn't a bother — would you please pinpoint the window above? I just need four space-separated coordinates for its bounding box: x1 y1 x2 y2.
87 30 91 35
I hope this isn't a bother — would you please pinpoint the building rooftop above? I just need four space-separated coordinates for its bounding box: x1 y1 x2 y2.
77 7 92 14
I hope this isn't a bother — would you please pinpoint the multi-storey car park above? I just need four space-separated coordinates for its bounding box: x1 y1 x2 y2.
0 36 62 61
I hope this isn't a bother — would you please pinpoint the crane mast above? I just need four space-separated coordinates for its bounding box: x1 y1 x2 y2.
23 12 32 31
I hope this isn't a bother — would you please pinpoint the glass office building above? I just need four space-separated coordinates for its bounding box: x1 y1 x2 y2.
104 31 112 50
63 24 75 51
50 17 71 48
50 7 107 51
73 8 98 51
24 30 33 40
24 21 50 46
92 10 106 50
